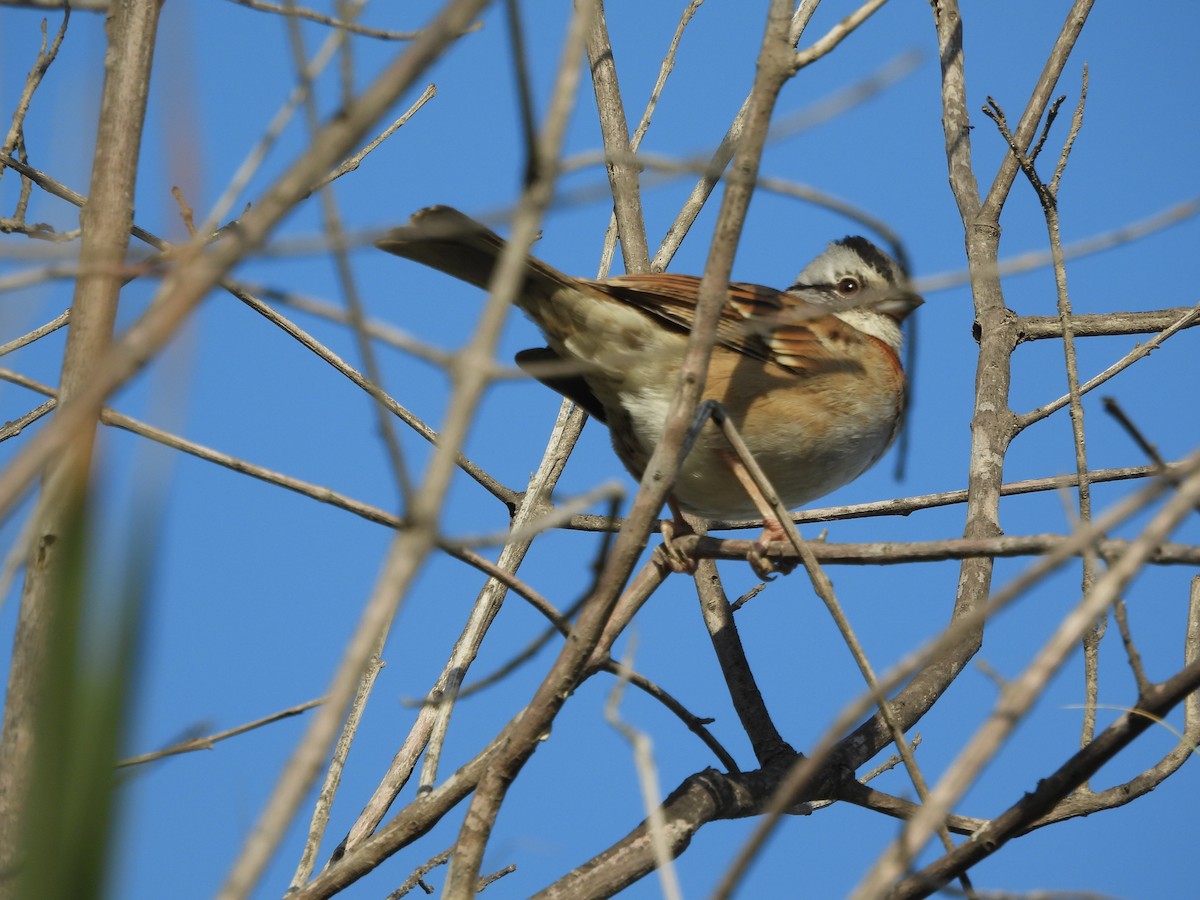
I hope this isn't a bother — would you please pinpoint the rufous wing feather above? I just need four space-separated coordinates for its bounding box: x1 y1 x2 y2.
587 274 857 375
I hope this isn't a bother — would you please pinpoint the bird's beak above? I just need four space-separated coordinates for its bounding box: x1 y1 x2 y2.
877 289 924 320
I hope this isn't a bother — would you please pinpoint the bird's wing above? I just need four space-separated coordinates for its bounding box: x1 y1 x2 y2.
588 273 867 375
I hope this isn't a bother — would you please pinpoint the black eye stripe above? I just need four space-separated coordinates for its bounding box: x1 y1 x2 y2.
787 277 864 293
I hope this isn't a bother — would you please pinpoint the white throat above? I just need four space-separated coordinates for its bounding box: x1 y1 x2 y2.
832 308 903 351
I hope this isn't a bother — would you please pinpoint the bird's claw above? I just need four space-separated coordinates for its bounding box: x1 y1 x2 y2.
747 520 796 579
655 518 698 574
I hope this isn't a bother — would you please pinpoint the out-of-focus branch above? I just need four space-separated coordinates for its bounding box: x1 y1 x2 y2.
821 0 1000 777
596 0 702 275
438 2 602 891
0 153 517 505
0 0 106 9
529 757 986 899
1032 577 1199 828
0 2 162 889
917 195 1200 293
446 1 799 893
651 0 889 270
338 403 584 854
227 0 462 40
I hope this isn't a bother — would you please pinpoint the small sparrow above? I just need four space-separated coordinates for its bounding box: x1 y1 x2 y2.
377 206 922 571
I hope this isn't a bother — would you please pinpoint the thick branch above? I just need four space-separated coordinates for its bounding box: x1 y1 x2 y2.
1015 306 1200 342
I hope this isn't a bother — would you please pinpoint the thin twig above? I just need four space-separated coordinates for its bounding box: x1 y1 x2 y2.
0 400 55 444
854 446 1199 898
565 462 1180 533
717 454 1192 900
1015 302 1200 431
0 152 518 509
284 6 416 511
1 7 70 174
597 0 704 275
894 639 1200 895
917 195 1200 294
670 533 1200 567
791 0 890 71
652 7 902 270
118 697 324 767
290 655 384 888
584 1 649 272
226 0 458 40
604 640 683 900
0 310 70 357
385 847 452 899
441 3 601 887
1102 397 1169 472
707 404 973 894
311 84 437 192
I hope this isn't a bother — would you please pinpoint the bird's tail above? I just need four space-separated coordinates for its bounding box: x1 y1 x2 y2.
375 206 575 298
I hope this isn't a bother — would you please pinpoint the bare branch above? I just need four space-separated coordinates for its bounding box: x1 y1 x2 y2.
893 648 1200 897
311 84 437 192
562 463 1181 534
289 653 384 889
584 0 650 272
1016 302 1200 429
670 533 1200 568
226 0 462 41
855 457 1200 897
604 642 683 900
980 0 1095 218
791 0 890 71
0 0 163 875
693 548 794 767
118 698 325 768
918 196 1200 294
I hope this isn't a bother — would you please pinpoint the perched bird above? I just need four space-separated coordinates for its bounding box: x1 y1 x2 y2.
377 206 922 571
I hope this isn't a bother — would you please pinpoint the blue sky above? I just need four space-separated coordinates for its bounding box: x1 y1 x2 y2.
2 1 1198 898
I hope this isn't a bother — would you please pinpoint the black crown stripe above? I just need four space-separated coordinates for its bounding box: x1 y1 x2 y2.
837 235 905 281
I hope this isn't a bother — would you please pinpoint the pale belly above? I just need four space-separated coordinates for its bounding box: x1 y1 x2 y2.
615 375 900 521
545 298 903 522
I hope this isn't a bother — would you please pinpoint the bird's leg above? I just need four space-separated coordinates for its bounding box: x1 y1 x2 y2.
654 399 797 576
651 400 727 574
652 400 801 578
705 402 800 577
716 451 793 578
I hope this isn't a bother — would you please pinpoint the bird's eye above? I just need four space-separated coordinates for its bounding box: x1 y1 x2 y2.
836 276 861 296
